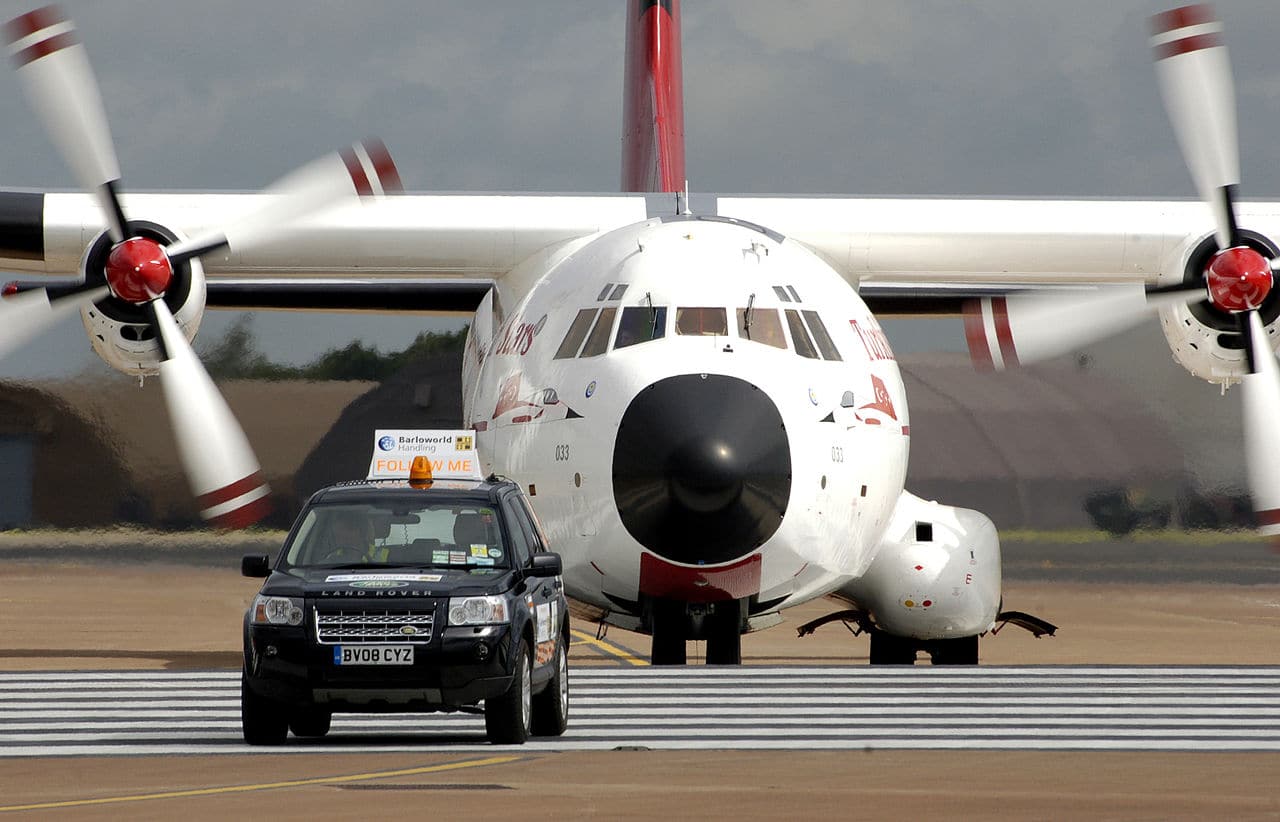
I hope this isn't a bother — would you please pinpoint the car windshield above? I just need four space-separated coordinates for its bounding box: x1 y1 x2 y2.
282 501 509 572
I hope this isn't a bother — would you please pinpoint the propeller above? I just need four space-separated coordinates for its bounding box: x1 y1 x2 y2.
2 5 402 527
967 4 1280 535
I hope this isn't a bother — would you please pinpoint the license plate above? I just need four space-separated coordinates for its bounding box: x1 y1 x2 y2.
333 645 415 665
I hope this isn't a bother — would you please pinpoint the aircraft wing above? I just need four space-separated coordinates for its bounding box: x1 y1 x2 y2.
12 191 1280 317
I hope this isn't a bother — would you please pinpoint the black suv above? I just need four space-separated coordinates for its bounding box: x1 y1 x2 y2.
240 476 569 745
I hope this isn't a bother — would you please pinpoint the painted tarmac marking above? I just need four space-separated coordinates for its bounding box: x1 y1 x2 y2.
0 755 522 813
1 667 1278 755
569 628 648 666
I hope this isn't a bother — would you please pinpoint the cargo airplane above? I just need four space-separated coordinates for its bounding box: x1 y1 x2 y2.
2 3 1276 664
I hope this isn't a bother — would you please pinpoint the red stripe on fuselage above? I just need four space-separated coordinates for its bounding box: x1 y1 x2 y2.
12 31 77 67
621 0 685 192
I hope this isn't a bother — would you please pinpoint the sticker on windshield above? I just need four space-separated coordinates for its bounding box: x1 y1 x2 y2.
488 548 503 559
432 551 450 565
449 551 467 565
326 574 442 583
469 556 495 566
470 544 488 557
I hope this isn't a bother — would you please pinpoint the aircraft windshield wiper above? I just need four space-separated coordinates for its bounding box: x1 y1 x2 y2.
744 292 756 340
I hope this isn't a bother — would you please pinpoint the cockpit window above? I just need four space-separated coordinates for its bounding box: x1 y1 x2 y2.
282 502 509 572
802 310 842 361
785 309 820 358
736 307 786 349
772 286 791 302
554 309 597 359
616 306 668 349
787 286 803 302
675 307 728 336
609 283 630 300
579 307 617 357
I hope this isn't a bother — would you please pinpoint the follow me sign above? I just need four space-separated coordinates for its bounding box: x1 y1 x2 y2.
366 429 483 481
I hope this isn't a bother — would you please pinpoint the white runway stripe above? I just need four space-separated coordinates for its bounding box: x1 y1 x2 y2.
0 666 1277 756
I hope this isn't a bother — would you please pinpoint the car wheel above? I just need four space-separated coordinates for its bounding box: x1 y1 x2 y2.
241 670 288 745
531 638 568 736
289 709 332 738
485 638 532 744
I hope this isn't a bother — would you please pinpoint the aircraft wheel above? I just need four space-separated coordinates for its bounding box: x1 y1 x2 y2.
929 636 979 665
869 631 917 665
705 602 742 665
650 599 687 665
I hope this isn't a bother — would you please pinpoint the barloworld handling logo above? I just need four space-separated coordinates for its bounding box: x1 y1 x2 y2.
378 435 396 451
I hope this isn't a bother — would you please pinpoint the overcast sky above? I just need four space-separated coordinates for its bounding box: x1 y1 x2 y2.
4 1 1280 378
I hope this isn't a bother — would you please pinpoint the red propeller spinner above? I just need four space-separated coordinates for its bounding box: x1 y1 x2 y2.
104 237 174 303
1204 246 1273 312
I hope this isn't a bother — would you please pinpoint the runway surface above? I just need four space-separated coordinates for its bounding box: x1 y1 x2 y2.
3 666 1278 756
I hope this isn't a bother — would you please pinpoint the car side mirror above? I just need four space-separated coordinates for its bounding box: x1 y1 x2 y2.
527 552 562 577
241 554 271 578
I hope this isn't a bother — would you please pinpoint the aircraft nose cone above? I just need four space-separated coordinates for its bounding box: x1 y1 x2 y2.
612 374 791 565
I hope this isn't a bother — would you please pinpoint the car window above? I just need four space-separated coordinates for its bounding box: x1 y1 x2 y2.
282 502 510 571
502 498 534 566
517 496 550 552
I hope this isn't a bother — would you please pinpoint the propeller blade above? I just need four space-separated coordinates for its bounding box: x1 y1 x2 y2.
1150 4 1241 249
145 298 271 528
0 284 109 360
1240 310 1280 535
964 285 1205 371
165 138 402 265
4 6 128 242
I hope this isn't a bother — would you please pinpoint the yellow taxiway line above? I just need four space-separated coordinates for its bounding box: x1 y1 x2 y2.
0 755 523 813
570 628 649 666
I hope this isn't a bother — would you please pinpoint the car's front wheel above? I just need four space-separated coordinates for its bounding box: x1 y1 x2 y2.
241 671 288 745
531 637 568 736
485 639 532 744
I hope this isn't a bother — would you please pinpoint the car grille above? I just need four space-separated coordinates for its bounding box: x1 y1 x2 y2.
314 608 435 644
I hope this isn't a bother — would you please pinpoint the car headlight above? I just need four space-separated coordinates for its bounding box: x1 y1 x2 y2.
251 595 304 626
448 595 508 626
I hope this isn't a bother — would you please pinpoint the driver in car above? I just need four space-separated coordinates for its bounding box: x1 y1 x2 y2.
325 511 387 563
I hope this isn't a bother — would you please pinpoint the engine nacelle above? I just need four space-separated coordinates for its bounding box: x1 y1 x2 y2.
77 221 206 378
1158 231 1280 387
838 491 1001 641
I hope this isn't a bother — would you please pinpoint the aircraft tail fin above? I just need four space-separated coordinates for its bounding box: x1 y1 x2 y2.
621 0 685 192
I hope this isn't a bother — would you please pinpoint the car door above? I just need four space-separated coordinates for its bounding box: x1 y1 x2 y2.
503 492 563 672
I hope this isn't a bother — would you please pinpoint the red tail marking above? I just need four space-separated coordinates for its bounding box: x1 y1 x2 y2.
5 5 65 41
1150 4 1215 36
621 0 685 192
362 138 403 193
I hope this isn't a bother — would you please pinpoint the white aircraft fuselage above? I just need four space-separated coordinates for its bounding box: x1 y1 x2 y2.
465 214 913 630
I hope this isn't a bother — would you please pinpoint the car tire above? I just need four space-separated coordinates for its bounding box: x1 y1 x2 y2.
241 671 288 745
531 638 568 737
289 709 332 738
485 638 532 744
